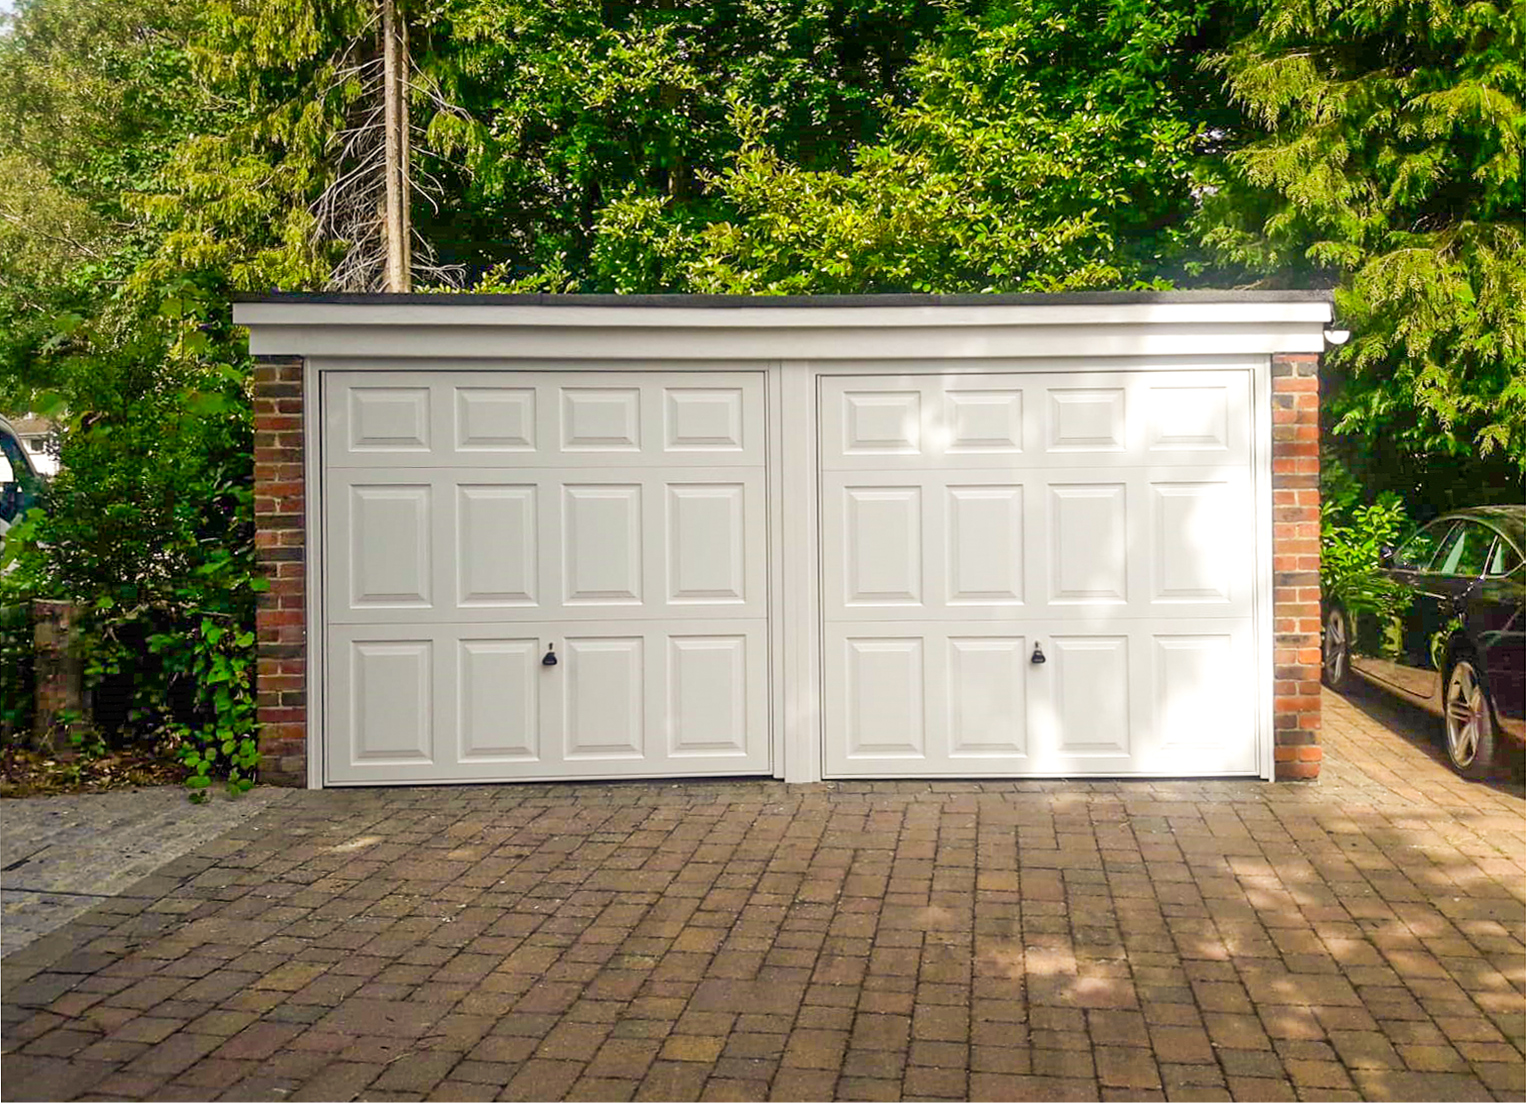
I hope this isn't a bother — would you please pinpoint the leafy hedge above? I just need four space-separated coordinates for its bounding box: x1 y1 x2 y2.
0 602 34 744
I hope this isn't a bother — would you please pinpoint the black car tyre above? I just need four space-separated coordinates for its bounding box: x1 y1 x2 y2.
1444 656 1497 779
1322 606 1353 691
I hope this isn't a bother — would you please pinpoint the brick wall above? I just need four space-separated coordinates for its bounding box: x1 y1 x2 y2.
252 357 308 786
1271 353 1322 779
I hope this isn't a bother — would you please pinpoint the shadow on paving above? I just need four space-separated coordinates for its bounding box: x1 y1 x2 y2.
1332 680 1526 794
2 691 1524 1103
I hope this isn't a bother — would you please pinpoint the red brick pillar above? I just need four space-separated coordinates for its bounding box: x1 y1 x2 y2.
252 357 308 786
1271 353 1322 779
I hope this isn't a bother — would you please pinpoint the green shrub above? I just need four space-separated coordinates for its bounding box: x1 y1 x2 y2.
1320 489 1409 621
0 602 35 744
4 328 264 797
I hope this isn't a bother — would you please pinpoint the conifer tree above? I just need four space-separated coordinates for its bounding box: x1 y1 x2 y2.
1200 0 1526 483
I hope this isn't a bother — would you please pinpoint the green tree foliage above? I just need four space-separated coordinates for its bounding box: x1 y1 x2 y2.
436 0 965 282
0 0 266 789
0 0 209 409
144 0 464 293
481 0 1243 294
1200 0 1526 491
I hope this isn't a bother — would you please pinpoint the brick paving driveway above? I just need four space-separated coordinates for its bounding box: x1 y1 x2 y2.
3 688 1524 1102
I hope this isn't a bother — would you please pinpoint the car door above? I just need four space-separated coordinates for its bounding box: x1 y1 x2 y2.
1469 533 1525 741
1351 518 1451 688
1371 520 1493 700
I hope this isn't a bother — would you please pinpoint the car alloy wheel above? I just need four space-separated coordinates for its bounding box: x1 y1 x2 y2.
1445 657 1496 778
1323 607 1351 691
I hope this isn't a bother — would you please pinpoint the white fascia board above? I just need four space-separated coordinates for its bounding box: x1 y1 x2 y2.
235 299 1331 331
239 318 1329 360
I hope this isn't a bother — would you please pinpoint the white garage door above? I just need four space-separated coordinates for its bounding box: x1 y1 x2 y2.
821 371 1258 777
322 370 770 784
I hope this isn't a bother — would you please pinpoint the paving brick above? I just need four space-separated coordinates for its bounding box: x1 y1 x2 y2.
1349 1069 1495 1100
770 1068 839 1100
586 1037 661 1079
425 1079 498 1101
1096 1045 1160 1090
783 1028 849 1069
903 1064 966 1096
371 1050 463 1093
212 1020 305 1060
661 1034 726 1062
1327 1029 1404 1069
836 1074 901 1100
500 1058 584 1102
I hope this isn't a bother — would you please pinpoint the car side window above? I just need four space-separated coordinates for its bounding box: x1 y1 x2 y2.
0 432 23 481
1487 537 1522 577
1392 521 1452 571
1433 521 1494 577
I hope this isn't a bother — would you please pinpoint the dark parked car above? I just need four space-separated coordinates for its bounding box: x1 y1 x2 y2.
0 414 44 552
1323 505 1525 778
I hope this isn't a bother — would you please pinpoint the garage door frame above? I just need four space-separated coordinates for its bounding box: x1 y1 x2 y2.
234 292 1331 789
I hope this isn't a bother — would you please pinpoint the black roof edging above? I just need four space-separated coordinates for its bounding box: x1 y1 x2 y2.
231 289 1334 308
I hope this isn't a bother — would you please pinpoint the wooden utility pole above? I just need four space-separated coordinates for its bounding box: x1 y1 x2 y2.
381 0 412 292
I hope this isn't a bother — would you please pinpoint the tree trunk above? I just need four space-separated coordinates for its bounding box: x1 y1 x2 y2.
382 0 411 292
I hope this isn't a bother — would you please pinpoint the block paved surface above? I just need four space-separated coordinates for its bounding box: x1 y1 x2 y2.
3 687 1523 1102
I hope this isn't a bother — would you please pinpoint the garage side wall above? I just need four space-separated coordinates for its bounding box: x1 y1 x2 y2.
252 356 308 786
1271 352 1322 779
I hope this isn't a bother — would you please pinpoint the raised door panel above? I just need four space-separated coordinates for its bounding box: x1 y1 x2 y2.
946 486 1024 605
560 387 641 451
346 387 432 453
457 485 538 607
1048 484 1128 605
664 388 747 452
665 484 747 605
1049 635 1131 759
348 639 434 765
1150 481 1235 605
947 637 1028 759
563 637 645 759
945 391 1024 455
840 487 923 606
837 637 926 760
562 485 643 605
458 639 539 762
840 390 923 456
666 635 751 758
346 484 434 610
1047 388 1126 454
1142 372 1249 465
1142 626 1256 773
456 388 536 452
